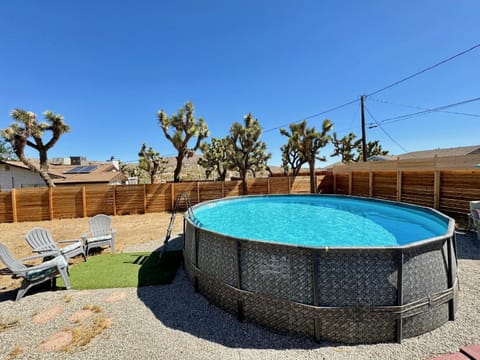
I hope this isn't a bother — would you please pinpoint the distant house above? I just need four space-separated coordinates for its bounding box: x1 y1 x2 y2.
393 145 480 160
0 157 127 191
0 161 49 191
329 144 480 170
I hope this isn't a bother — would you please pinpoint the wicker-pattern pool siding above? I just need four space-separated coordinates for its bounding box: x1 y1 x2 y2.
183 196 457 344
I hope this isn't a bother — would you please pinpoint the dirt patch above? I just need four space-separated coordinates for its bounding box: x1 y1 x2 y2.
38 330 73 352
32 304 64 324
105 291 127 303
69 309 94 323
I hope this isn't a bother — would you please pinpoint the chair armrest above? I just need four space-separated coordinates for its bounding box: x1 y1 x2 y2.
20 251 60 262
58 239 82 244
16 256 66 277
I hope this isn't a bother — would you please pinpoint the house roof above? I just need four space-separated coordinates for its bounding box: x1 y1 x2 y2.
395 145 480 160
1 160 126 184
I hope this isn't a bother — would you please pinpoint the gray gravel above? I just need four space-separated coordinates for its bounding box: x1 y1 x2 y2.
1 231 479 360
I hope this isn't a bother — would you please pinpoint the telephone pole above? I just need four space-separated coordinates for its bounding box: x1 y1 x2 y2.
360 95 367 162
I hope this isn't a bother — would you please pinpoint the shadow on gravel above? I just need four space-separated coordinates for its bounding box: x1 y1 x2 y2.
136 236 334 350
455 231 480 260
0 279 63 302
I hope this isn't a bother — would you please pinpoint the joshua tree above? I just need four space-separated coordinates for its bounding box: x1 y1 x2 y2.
357 140 389 159
280 119 333 193
138 143 168 184
280 140 306 176
331 132 389 163
198 137 231 181
331 132 362 164
227 113 271 194
1 109 70 187
0 139 16 161
157 102 209 182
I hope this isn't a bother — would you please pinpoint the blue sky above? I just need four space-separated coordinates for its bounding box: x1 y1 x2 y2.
1 1 479 167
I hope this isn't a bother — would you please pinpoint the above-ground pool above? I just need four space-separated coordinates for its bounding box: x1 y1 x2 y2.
183 195 457 344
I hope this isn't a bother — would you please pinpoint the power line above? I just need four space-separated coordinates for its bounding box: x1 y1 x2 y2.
366 42 480 97
379 96 480 124
365 106 408 153
263 98 359 133
369 97 480 118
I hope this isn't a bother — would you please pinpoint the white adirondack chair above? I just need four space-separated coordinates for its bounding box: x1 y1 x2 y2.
82 214 116 255
468 201 480 240
25 227 86 262
0 243 71 301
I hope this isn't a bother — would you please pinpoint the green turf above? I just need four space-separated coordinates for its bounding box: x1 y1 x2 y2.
58 251 183 289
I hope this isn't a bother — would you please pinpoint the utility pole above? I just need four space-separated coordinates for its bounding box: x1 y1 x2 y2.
360 95 367 162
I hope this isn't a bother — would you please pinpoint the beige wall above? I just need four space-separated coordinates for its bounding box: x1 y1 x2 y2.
0 164 46 191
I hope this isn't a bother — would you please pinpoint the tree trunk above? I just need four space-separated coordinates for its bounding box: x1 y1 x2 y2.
240 168 248 195
309 159 316 194
174 154 183 182
19 154 55 187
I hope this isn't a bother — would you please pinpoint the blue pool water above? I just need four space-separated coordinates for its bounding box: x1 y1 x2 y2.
191 195 449 247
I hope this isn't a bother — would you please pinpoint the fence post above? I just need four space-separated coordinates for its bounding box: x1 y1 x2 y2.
267 177 270 194
369 172 373 197
333 173 336 194
197 181 200 203
396 170 402 202
143 184 147 214
221 181 225 198
170 182 175 211
434 171 440 209
288 176 291 194
348 172 352 195
112 186 117 216
82 186 87 217
49 187 54 220
11 188 17 223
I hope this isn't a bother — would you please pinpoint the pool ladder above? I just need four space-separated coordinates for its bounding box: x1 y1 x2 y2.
164 192 193 248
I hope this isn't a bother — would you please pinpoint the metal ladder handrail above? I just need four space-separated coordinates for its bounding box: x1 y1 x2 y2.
164 192 193 247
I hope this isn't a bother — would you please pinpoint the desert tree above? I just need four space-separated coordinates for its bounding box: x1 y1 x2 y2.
157 101 209 182
120 162 141 178
357 140 389 159
331 132 389 163
138 143 168 184
0 139 16 161
280 119 333 193
331 132 362 164
227 113 271 195
198 137 231 181
280 140 306 176
1 109 70 187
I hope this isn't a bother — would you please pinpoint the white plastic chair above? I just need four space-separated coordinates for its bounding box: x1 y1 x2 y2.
468 201 480 240
25 227 86 262
0 243 71 301
82 214 116 255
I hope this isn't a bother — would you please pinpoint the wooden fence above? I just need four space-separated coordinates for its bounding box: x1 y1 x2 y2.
332 155 480 218
0 175 333 223
2 160 478 223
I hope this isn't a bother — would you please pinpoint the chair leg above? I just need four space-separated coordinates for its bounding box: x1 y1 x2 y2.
58 266 71 290
16 280 33 302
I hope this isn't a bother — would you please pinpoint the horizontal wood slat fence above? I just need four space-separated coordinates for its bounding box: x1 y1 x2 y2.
0 175 332 223
1 158 478 223
332 155 480 219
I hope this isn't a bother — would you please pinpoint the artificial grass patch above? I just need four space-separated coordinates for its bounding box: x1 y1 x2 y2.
58 251 182 290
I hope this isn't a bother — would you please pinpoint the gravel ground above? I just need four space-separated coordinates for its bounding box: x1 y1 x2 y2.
0 231 479 360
